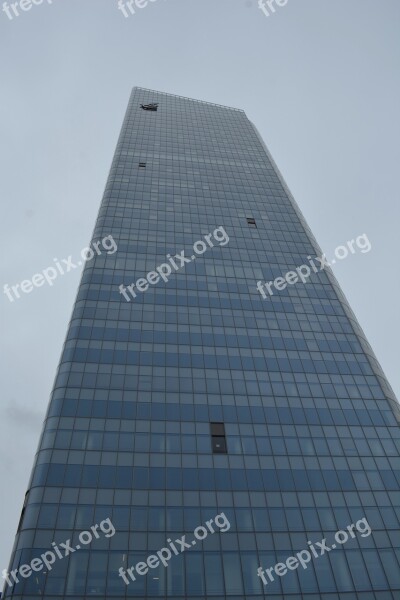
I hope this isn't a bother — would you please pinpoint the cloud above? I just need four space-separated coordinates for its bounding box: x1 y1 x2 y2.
4 400 43 432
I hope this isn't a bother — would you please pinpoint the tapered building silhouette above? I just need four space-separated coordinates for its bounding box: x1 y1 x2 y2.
4 88 400 599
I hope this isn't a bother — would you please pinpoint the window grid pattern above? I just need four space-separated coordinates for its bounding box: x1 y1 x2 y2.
4 88 400 600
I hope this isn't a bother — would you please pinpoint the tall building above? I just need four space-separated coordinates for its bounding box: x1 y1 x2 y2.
3 88 400 600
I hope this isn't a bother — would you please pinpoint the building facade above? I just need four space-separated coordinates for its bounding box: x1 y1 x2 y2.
3 88 400 599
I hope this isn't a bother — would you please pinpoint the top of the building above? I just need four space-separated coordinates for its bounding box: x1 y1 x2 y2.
133 86 245 113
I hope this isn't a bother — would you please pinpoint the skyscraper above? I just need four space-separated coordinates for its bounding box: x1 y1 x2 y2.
3 87 400 599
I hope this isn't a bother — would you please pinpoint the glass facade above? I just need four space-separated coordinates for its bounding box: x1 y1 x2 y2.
3 87 400 599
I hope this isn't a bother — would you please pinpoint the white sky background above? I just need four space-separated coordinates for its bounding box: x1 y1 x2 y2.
0 0 399 571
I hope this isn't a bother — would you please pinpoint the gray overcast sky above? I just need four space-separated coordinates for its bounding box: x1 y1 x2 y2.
1 0 399 570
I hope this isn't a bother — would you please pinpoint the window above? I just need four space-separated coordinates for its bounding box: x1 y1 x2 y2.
139 162 146 168
17 490 30 532
246 218 257 227
140 103 158 111
210 422 227 454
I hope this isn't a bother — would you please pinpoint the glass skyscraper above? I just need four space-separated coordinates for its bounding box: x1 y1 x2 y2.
4 87 400 600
